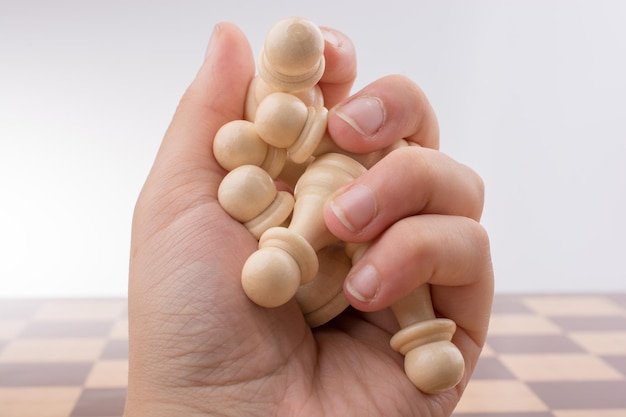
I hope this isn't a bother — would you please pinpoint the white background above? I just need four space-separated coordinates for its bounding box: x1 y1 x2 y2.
1 0 625 297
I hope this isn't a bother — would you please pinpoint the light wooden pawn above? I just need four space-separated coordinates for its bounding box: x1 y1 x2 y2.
213 120 286 178
346 244 465 394
390 286 465 394
244 17 325 121
257 17 325 93
241 153 366 308
218 165 294 240
255 92 328 164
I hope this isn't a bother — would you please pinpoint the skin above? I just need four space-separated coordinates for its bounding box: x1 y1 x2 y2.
124 22 493 417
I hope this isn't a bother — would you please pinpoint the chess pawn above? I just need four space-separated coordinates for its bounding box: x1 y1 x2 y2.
390 285 465 394
346 244 465 394
218 165 294 239
257 17 325 93
255 92 328 164
295 244 351 327
213 120 287 178
241 153 366 308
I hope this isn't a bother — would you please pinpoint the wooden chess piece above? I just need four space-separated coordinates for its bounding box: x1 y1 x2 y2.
241 153 366 308
244 16 325 121
390 285 465 394
346 244 465 394
254 92 328 164
213 119 286 178
257 17 325 93
218 165 294 239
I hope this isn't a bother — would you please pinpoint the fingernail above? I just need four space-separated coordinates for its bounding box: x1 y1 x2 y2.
205 24 221 58
346 264 380 303
321 28 340 48
335 96 385 138
329 184 377 233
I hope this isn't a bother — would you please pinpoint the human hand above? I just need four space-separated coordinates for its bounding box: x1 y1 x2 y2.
124 21 493 417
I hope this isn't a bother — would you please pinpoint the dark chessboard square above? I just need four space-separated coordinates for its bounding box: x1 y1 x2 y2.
528 380 626 409
608 293 626 308
486 334 585 354
472 357 517 379
491 295 535 314
550 315 626 331
602 355 626 377
101 339 129 359
71 388 126 417
19 321 114 338
0 362 92 386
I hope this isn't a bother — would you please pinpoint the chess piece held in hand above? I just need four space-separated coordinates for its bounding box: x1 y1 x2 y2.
241 153 366 308
390 285 465 394
213 120 287 178
258 16 325 93
254 92 328 164
245 16 326 121
218 165 295 239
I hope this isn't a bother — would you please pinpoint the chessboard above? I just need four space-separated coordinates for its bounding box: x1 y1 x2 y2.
1 294 625 417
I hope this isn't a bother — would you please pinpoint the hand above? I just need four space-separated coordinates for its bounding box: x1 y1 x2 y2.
125 21 493 417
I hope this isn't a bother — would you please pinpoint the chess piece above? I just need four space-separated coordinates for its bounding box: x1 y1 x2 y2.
245 17 325 121
241 153 366 308
213 119 286 178
390 285 465 394
218 165 294 239
295 244 351 327
255 92 328 164
258 17 325 93
244 17 325 127
347 244 465 394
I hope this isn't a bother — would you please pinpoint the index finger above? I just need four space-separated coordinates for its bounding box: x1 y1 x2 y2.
327 75 440 154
